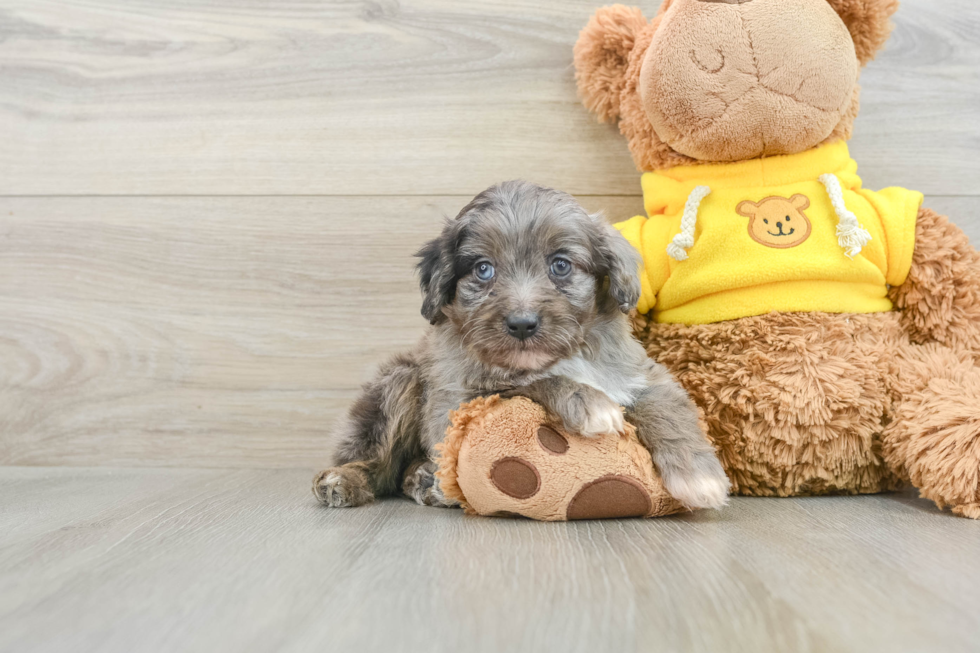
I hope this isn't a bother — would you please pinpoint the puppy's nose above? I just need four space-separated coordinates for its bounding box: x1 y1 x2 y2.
505 314 539 341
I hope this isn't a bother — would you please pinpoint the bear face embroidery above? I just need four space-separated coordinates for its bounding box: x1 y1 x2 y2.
736 194 813 249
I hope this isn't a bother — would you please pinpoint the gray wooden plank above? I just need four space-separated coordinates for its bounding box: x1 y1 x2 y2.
0 195 643 467
0 467 978 653
1 195 976 468
922 196 980 243
0 0 977 196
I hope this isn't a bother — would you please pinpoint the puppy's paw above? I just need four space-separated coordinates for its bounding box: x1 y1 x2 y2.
402 460 460 509
665 473 730 510
579 401 626 439
563 386 626 438
662 459 731 510
313 466 374 508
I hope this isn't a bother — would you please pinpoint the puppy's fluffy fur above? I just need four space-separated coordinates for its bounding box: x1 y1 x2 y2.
314 181 729 510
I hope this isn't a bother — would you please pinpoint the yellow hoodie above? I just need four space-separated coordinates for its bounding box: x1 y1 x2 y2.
615 141 923 325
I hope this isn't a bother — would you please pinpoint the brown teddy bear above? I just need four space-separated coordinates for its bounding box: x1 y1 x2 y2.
435 395 684 521
573 0 980 518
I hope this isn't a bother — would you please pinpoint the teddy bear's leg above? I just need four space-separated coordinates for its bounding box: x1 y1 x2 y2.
889 207 980 357
513 371 728 509
883 344 980 519
401 458 460 508
638 312 901 497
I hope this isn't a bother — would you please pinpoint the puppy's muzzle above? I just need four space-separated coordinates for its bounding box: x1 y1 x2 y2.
506 313 540 341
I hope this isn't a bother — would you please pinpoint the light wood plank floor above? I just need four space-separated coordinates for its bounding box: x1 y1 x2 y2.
2 466 979 653
2 1 979 650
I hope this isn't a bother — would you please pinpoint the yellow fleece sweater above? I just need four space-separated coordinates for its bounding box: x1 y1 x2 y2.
615 141 923 325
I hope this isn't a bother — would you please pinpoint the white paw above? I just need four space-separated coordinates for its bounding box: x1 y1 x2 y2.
665 472 730 510
579 402 626 438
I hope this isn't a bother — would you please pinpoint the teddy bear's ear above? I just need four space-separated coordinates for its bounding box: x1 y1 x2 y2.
825 0 900 65
736 201 759 218
574 5 650 123
790 194 811 210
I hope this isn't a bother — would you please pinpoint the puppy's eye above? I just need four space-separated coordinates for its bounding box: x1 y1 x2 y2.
764 219 769 224
474 261 495 281
550 257 572 278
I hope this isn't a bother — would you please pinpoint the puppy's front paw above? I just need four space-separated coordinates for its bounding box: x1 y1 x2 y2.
313 466 374 508
402 460 460 508
579 401 626 439
563 386 626 438
665 473 730 510
661 457 731 510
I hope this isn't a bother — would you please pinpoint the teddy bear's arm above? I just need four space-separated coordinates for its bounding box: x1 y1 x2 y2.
889 207 980 355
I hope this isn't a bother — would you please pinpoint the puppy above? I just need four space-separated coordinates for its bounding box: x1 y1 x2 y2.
314 181 729 510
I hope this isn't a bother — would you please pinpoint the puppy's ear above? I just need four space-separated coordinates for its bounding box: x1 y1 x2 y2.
590 214 641 313
574 5 650 123
416 219 464 324
825 0 899 65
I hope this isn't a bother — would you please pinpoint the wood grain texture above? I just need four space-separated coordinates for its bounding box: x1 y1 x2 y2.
0 195 643 467
1 467 978 653
4 195 972 468
2 4 978 648
0 0 978 196
0 0 979 470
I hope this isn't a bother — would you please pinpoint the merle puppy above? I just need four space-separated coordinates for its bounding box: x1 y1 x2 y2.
314 181 729 510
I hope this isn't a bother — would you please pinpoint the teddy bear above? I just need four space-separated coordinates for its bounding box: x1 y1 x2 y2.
572 0 980 518
435 395 684 520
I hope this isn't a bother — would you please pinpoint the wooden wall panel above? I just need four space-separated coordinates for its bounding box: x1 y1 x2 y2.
0 0 977 196
0 0 977 467
0 195 645 466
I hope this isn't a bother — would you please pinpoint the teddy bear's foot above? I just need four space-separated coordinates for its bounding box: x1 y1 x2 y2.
313 464 375 508
951 503 980 520
402 459 460 508
884 347 980 518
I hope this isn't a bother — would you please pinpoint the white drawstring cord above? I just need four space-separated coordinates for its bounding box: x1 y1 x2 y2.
667 185 711 261
820 173 872 258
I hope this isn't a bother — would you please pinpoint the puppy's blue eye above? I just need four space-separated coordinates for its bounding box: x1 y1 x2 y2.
475 261 495 281
550 257 572 277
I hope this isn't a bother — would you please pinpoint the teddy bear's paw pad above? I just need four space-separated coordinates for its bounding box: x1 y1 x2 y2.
537 426 569 454
490 457 541 499
566 475 652 520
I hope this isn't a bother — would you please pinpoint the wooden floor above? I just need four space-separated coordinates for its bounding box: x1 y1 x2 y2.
1 466 979 653
2 1 979 651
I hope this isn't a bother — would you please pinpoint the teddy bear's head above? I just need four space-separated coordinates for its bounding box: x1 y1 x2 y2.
737 194 813 249
574 0 898 170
